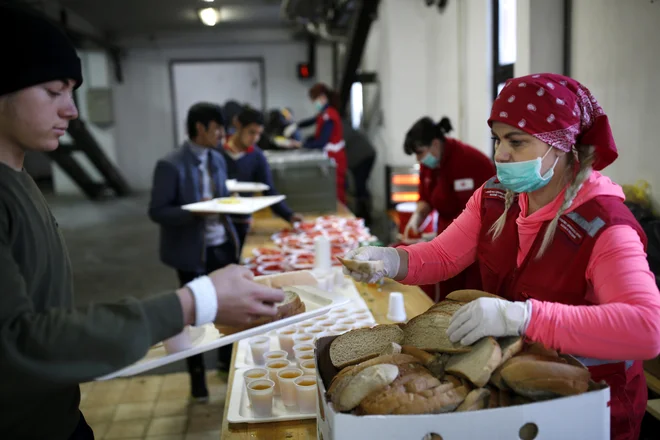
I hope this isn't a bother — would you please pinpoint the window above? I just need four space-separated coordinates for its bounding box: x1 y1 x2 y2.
492 0 517 100
350 82 364 129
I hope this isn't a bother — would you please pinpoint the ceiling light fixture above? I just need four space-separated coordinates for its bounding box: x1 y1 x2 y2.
199 8 220 26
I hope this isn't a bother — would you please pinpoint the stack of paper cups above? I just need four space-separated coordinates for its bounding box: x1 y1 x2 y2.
314 235 332 274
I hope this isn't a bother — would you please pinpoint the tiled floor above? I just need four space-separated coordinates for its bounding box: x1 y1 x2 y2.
81 371 225 439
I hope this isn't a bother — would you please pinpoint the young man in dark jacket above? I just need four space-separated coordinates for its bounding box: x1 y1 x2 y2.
221 107 304 251
0 5 284 439
149 102 242 401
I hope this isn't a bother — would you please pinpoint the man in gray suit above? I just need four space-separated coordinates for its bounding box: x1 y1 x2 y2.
149 102 238 402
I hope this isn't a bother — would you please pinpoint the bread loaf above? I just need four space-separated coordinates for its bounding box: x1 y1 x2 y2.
500 357 590 399
487 386 499 408
497 336 524 365
403 313 471 353
456 388 491 412
427 299 465 316
524 342 559 358
358 366 470 415
445 290 504 302
381 342 402 355
335 364 400 411
402 345 448 379
330 325 405 368
445 337 502 387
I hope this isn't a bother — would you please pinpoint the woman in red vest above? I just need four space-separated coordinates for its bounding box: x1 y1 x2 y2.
401 116 495 301
343 73 660 440
287 83 347 204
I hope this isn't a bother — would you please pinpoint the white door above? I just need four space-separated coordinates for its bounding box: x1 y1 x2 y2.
170 60 264 146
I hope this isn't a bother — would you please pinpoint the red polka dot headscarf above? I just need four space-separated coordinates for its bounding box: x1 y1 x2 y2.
489 73 617 171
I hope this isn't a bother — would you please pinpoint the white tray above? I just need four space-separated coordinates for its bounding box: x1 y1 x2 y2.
227 367 316 424
227 180 270 193
95 283 349 381
181 195 285 215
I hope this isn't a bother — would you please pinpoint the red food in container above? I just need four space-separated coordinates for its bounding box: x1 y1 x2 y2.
256 254 285 264
252 247 282 257
293 221 317 232
257 262 285 276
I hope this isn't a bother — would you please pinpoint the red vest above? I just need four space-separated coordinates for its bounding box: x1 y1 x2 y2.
477 177 647 304
315 107 343 145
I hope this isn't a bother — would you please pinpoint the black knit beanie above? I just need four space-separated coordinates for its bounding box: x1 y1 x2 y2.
0 4 83 97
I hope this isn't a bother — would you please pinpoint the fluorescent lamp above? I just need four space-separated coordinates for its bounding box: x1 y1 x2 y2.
199 8 220 26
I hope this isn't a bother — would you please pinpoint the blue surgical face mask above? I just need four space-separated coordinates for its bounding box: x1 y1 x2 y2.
314 99 325 112
495 147 559 193
421 152 439 169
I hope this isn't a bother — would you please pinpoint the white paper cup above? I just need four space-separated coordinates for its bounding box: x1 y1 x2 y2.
295 352 315 365
244 367 269 387
297 321 315 332
306 326 325 338
249 336 271 365
387 291 407 322
300 359 316 376
265 359 291 396
292 332 314 346
264 350 288 363
337 318 357 328
294 375 318 413
247 379 275 417
163 327 192 354
330 325 351 335
277 367 304 407
292 343 315 360
276 327 298 357
317 320 335 330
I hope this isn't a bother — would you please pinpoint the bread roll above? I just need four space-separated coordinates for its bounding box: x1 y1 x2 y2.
445 337 502 387
335 364 399 411
500 358 590 399
336 257 384 277
445 290 505 302
456 388 491 412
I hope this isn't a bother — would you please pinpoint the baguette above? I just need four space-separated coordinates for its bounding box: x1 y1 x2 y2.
456 388 491 412
524 342 559 358
500 358 590 399
445 290 505 302
330 325 405 368
335 364 400 411
445 337 502 387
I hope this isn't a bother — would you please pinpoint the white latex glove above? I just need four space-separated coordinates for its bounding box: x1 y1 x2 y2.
446 298 532 346
341 246 401 284
403 212 423 239
283 123 298 138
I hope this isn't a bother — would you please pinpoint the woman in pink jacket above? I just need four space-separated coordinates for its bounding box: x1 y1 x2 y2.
344 73 660 440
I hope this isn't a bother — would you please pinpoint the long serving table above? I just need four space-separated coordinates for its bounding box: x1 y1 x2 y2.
219 204 434 439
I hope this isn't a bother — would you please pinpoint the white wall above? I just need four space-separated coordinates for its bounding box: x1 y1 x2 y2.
361 0 492 212
571 0 660 200
54 51 118 194
112 42 334 191
516 0 564 77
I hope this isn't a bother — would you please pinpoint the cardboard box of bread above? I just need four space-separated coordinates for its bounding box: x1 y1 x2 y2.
315 290 610 440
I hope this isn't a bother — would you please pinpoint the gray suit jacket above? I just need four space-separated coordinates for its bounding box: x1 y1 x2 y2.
148 143 239 273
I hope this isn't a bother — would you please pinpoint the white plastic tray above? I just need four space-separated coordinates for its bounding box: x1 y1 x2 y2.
226 180 270 193
181 195 285 214
95 283 349 381
227 367 317 424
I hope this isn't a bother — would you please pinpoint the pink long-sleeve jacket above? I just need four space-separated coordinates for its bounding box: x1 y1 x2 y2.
401 171 660 360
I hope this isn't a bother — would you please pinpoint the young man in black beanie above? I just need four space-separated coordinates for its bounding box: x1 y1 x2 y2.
0 5 285 439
